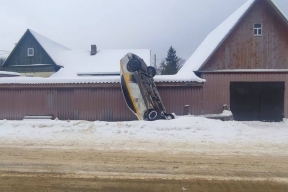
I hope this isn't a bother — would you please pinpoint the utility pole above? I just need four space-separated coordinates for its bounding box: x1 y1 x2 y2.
154 54 156 68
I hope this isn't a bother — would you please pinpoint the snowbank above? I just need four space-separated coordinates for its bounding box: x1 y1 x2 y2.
0 116 287 155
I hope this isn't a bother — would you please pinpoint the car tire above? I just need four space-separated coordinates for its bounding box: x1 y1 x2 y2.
165 113 175 120
147 66 156 77
127 59 141 72
144 109 159 121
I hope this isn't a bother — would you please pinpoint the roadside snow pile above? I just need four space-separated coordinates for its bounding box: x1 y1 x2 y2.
201 110 233 120
0 116 287 155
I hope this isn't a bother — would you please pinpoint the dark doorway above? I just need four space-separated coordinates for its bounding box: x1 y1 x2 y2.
230 82 284 122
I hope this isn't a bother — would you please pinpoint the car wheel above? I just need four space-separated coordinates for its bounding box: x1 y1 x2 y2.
147 66 156 77
127 59 141 72
144 109 159 121
165 113 175 120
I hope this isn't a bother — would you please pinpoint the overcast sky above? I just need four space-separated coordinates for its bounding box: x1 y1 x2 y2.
0 0 288 64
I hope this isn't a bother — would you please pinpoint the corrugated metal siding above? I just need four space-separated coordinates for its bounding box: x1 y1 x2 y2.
2 73 288 120
0 89 56 120
57 89 74 120
202 73 288 117
73 88 136 121
158 87 203 115
0 85 203 121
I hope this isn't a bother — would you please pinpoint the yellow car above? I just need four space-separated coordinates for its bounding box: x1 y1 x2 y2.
120 53 175 121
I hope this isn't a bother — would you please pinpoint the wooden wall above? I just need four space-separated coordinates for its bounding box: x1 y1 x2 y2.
202 72 288 117
3 31 57 73
201 0 288 71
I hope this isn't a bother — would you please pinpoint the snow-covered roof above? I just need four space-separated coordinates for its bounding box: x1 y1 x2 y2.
47 48 205 82
154 74 204 83
0 76 120 84
30 30 205 83
30 30 155 81
1 29 205 84
29 30 152 78
29 30 153 79
0 74 205 84
29 29 70 66
77 72 120 76
50 49 151 78
178 0 256 74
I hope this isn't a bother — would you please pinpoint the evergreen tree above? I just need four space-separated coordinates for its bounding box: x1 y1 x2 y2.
159 46 180 75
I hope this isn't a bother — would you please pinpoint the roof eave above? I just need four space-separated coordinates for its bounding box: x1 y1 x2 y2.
2 29 30 67
28 29 60 67
197 0 257 71
267 0 288 26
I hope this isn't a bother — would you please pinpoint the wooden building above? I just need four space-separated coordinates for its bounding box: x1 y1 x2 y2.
2 29 67 77
179 0 288 121
2 29 152 78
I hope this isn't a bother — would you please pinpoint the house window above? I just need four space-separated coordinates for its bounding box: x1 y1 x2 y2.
27 48 34 56
254 23 262 36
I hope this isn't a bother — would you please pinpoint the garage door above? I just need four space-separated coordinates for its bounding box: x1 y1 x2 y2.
230 82 284 122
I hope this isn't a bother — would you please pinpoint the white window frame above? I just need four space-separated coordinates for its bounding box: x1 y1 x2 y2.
254 23 262 36
27 48 34 56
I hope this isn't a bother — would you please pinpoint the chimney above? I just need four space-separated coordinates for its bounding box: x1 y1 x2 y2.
91 45 97 55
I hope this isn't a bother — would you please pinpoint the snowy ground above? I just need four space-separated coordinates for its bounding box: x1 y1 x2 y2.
0 116 287 155
1 116 288 190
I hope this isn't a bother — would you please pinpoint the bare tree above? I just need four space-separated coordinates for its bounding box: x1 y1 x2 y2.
156 59 165 75
177 58 186 71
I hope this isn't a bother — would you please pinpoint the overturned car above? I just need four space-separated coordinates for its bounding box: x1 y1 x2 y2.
120 53 175 121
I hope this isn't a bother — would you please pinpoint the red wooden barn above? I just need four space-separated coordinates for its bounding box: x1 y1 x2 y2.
179 0 288 121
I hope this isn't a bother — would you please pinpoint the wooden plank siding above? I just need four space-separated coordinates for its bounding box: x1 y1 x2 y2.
202 72 288 118
3 30 58 73
201 0 288 71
